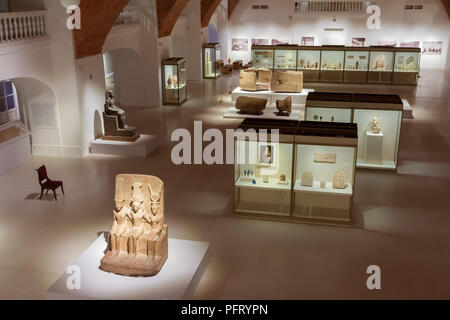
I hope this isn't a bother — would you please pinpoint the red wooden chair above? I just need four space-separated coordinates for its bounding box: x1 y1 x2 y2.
36 165 65 201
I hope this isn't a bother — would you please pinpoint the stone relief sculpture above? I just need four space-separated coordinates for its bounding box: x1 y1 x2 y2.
301 171 313 187
371 116 381 134
103 91 139 142
332 170 346 189
235 96 267 115
100 174 168 277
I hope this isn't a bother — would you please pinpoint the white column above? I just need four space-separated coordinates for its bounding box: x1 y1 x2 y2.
184 0 202 81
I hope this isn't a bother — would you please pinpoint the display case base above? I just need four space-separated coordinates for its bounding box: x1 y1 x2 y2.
231 87 314 106
46 234 210 300
224 106 301 121
90 134 158 157
402 98 413 119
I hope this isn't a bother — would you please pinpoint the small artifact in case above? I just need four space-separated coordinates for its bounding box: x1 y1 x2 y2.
301 171 313 187
275 96 292 116
235 96 267 115
332 170 346 189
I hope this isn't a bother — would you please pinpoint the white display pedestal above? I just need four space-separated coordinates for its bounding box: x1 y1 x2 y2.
231 87 314 107
365 131 383 164
0 121 31 175
90 134 158 157
46 234 210 300
223 106 301 121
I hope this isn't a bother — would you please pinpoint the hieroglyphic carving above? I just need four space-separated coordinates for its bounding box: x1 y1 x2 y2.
313 153 337 164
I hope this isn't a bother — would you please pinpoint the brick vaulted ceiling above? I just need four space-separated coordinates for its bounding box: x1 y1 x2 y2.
73 0 130 59
201 0 222 28
157 0 190 38
228 0 240 20
442 0 450 19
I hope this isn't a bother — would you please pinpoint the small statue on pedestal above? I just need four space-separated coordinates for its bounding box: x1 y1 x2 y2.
102 91 139 142
371 116 381 134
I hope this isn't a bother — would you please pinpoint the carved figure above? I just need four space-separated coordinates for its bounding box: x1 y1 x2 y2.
371 116 381 134
102 91 139 142
100 174 168 277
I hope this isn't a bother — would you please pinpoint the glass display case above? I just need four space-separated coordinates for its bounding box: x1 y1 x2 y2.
297 47 321 81
293 122 357 224
393 47 420 85
162 57 187 105
368 47 394 84
305 92 353 123
274 46 297 70
252 45 274 69
344 47 369 83
202 43 222 79
320 46 345 82
353 94 403 170
234 119 297 218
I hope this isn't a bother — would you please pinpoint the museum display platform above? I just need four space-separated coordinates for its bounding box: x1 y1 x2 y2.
90 134 158 157
0 121 31 175
224 106 302 121
231 87 314 106
46 234 210 300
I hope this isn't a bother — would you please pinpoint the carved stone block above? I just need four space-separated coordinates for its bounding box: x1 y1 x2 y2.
270 70 303 93
314 153 336 164
239 70 257 91
100 174 168 277
235 96 267 115
332 170 346 189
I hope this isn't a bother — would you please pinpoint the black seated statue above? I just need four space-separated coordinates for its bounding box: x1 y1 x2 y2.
103 91 139 141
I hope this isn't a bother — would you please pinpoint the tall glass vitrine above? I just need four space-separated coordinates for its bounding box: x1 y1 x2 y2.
162 57 187 105
274 45 298 70
203 43 222 79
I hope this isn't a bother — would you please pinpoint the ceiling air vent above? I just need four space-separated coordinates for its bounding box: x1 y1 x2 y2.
252 4 269 10
404 4 423 10
295 1 372 13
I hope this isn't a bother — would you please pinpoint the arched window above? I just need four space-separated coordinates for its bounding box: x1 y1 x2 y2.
0 80 18 125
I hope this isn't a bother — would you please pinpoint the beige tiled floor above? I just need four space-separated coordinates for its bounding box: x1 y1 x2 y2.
0 69 449 299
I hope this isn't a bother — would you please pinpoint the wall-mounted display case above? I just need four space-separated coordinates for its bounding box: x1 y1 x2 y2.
250 45 420 85
393 47 420 85
368 47 394 84
305 92 353 123
234 119 297 217
344 47 369 83
297 47 321 81
320 46 345 82
293 122 357 224
203 43 222 79
252 45 274 69
274 46 298 70
353 94 403 170
162 57 187 105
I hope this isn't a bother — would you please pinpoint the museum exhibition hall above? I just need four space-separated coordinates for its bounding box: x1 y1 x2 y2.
0 0 449 301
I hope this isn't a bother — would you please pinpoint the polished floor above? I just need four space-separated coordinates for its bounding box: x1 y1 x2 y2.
0 69 449 299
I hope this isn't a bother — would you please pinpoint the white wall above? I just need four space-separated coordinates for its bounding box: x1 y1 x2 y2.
209 0 229 61
9 0 44 11
228 0 450 69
